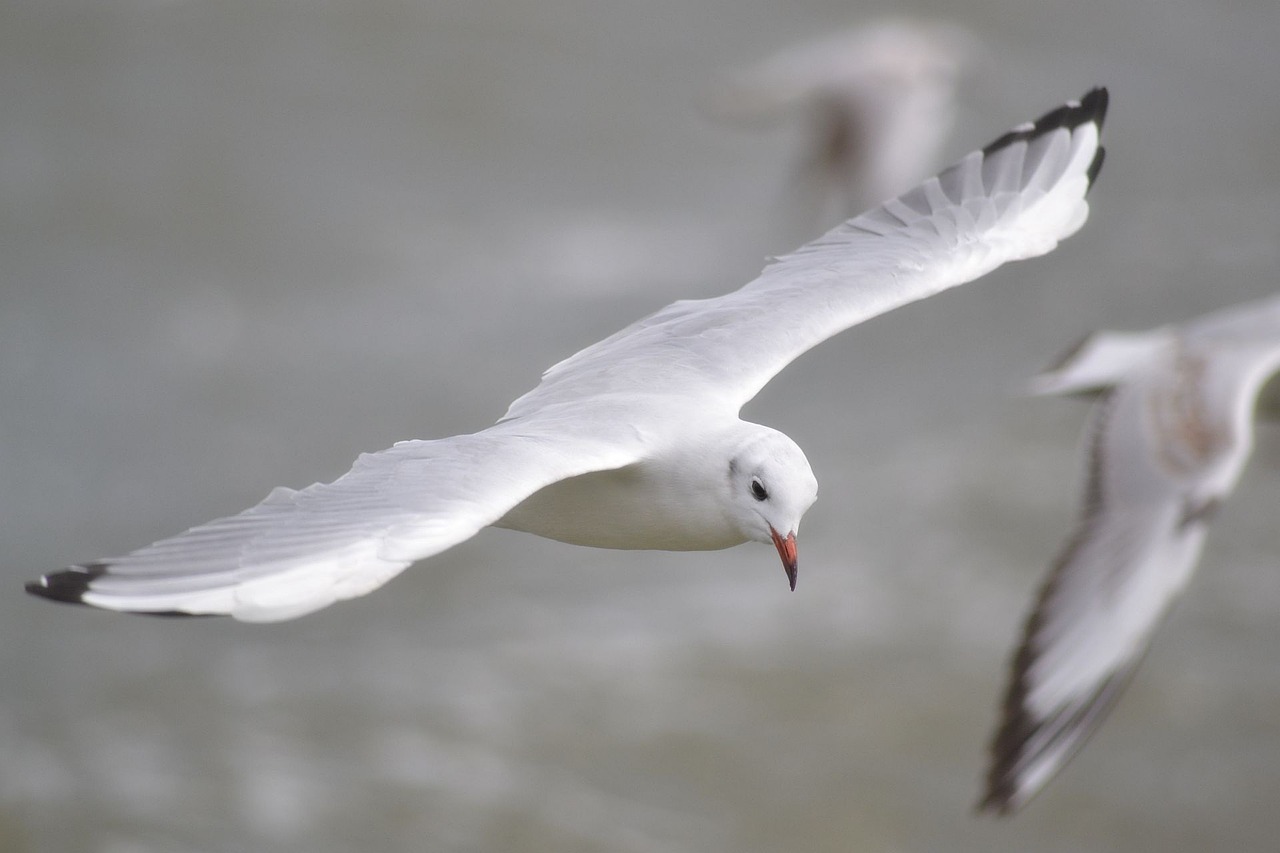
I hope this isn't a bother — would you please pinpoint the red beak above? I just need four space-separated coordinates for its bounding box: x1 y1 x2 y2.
770 528 798 591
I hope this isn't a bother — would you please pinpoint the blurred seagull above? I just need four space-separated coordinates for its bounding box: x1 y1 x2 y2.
980 291 1280 815
709 19 979 226
26 90 1106 623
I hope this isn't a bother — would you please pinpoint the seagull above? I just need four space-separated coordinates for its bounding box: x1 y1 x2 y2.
708 19 978 224
979 291 1280 815
26 90 1107 623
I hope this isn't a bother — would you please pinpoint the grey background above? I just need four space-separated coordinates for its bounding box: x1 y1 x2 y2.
4 0 1280 851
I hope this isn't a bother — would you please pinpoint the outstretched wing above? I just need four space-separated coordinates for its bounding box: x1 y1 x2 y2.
978 389 1214 814
26 90 1108 624
983 297 1280 809
507 89 1107 421
27 411 644 622
979 328 1280 813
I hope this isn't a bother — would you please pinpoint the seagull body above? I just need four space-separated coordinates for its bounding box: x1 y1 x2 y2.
980 291 1280 815
496 420 807 553
710 19 978 222
27 90 1107 623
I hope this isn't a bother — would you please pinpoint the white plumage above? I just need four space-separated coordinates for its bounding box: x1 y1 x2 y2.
28 90 1107 623
980 291 1280 814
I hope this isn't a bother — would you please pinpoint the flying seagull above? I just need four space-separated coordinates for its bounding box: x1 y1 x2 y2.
26 89 1108 623
979 290 1280 815
708 19 978 223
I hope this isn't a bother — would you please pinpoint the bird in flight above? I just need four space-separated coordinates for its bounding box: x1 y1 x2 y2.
27 89 1108 623
979 290 1280 815
708 19 978 224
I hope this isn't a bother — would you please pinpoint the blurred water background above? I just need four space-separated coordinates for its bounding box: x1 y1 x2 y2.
4 1 1280 851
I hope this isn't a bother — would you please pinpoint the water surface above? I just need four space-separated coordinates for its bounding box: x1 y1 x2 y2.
4 1 1280 851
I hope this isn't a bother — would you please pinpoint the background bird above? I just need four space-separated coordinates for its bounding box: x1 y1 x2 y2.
980 291 1280 814
708 19 980 230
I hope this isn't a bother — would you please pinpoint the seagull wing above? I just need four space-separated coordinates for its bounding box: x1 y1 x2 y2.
27 90 1108 624
980 326 1280 814
979 384 1212 814
27 412 645 622
507 89 1107 421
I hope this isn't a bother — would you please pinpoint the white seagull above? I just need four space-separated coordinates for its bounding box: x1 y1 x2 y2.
980 291 1280 815
709 19 978 224
27 90 1107 623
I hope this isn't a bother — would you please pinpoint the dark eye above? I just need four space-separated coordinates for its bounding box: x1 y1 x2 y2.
750 478 768 501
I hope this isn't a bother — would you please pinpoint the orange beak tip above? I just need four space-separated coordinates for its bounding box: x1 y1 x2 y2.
770 528 798 592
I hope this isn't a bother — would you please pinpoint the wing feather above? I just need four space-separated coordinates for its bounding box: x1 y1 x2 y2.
508 89 1107 419
27 416 644 621
979 387 1210 813
26 90 1111 624
981 320 1280 813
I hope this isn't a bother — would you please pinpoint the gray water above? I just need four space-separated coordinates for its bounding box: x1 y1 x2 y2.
4 1 1280 851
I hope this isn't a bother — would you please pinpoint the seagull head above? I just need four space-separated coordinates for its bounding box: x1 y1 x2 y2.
727 426 818 591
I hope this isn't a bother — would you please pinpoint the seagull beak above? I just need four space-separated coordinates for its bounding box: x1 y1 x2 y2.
770 527 798 591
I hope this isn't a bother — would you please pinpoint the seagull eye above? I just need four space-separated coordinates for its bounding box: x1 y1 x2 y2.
750 478 768 501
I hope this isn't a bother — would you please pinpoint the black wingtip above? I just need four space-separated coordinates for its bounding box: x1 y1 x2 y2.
1080 86 1110 124
977 642 1040 816
976 535 1073 817
1081 88 1109 191
982 87 1109 151
25 562 108 605
1087 142 1106 185
26 561 218 618
981 87 1109 190
975 784 1017 817
977 504 1140 817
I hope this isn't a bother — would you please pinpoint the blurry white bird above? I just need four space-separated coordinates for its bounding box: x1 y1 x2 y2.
980 291 1280 815
26 90 1106 623
709 19 979 227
